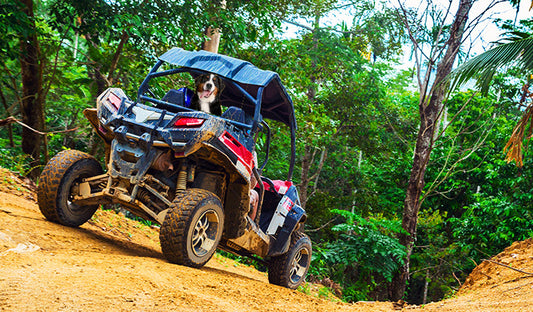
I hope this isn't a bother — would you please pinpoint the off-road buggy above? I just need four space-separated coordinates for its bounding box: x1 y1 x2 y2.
37 48 311 289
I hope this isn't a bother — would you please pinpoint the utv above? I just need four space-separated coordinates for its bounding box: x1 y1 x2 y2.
37 48 311 289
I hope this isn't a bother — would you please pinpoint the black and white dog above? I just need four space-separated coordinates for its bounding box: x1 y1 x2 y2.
191 73 224 115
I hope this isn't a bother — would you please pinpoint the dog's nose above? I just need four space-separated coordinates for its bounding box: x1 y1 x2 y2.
205 83 213 90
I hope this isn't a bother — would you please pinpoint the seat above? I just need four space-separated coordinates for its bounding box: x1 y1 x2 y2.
162 89 185 106
222 106 247 123
257 177 283 232
158 88 193 113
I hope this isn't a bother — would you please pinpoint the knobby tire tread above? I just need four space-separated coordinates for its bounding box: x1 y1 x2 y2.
37 150 102 226
268 231 311 288
160 189 222 268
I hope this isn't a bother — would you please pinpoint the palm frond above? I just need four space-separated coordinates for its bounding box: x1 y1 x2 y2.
448 17 533 167
449 37 533 94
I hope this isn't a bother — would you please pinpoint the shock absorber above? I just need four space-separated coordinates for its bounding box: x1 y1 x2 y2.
177 162 187 191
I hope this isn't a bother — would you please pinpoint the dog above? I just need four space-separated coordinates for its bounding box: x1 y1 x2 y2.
191 73 224 115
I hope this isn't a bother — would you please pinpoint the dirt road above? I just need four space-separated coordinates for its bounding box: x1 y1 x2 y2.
0 168 532 311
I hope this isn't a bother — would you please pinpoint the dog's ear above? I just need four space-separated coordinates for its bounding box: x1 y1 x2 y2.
194 75 203 85
216 76 225 93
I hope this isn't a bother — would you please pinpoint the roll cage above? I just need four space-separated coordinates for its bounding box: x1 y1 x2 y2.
135 48 297 180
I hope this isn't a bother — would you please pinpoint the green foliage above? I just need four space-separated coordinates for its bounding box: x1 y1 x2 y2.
237 15 416 301
408 210 466 302
0 145 32 175
0 1 32 59
4 0 533 306
411 86 533 303
310 209 406 301
329 209 406 279
450 195 533 259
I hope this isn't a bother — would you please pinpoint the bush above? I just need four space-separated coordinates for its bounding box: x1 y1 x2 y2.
450 195 533 259
309 209 406 301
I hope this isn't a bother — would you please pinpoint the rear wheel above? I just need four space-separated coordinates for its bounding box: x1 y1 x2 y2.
160 189 224 268
37 150 103 227
268 231 312 289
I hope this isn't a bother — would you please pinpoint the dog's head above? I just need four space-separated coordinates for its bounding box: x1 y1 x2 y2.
195 73 224 101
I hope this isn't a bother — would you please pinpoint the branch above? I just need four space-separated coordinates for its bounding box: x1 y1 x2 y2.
282 19 313 31
306 216 340 232
283 17 361 35
452 271 463 287
434 91 478 145
395 2 431 67
0 116 78 135
482 259 533 276
308 148 328 199
309 148 327 181
41 29 68 105
422 120 494 205
107 29 130 85
1 60 22 111
381 107 410 146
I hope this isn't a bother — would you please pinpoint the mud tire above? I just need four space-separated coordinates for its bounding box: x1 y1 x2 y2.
37 150 103 227
268 231 312 289
160 189 224 268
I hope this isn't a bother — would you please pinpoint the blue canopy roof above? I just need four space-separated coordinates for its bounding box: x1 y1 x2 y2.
159 48 296 129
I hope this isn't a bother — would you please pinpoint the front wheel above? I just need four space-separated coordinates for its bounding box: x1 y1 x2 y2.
37 150 103 227
160 189 224 268
268 231 312 289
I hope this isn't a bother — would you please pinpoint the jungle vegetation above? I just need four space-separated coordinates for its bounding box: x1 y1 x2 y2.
2 0 532 304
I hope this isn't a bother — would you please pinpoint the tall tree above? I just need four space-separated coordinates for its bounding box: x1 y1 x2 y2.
19 0 45 178
390 0 478 300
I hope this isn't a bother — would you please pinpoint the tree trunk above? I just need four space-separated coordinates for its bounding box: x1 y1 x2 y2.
201 26 222 53
88 63 109 98
0 87 14 147
19 0 45 179
299 145 313 208
390 0 473 301
296 11 326 209
107 30 129 85
423 269 429 304
201 0 226 53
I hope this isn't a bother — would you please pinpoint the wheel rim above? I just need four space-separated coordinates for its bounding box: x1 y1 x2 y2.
289 247 310 284
66 179 85 215
191 209 220 257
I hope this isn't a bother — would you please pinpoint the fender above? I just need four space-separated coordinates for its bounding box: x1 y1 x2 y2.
266 204 306 257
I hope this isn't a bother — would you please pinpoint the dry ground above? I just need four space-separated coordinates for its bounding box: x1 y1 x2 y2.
0 168 532 311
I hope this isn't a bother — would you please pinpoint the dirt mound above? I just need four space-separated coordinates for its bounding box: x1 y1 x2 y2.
417 239 533 312
0 167 532 311
460 239 533 293
0 167 36 201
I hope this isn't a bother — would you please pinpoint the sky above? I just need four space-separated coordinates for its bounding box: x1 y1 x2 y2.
442 0 531 54
281 0 532 56
279 0 532 91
